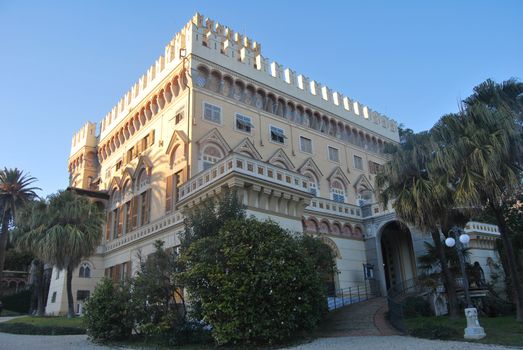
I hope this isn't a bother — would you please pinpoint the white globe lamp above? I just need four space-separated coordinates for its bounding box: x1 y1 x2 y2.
445 237 456 247
459 234 470 245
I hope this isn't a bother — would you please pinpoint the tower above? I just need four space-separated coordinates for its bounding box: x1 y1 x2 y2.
68 122 99 189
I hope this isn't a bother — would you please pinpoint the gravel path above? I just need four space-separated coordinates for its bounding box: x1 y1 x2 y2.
0 333 118 350
0 332 518 350
285 336 519 350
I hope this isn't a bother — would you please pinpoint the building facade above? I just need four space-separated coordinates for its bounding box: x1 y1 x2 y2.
46 14 502 315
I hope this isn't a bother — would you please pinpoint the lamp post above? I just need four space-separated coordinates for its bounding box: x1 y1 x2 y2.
445 227 486 340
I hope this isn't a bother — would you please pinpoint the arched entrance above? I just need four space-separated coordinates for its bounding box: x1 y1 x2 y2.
380 221 417 292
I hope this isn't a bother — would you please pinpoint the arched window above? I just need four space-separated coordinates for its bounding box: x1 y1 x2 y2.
304 171 319 197
79 262 91 278
201 144 223 170
331 179 346 203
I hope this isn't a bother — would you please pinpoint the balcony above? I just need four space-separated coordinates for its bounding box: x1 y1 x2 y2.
178 153 311 203
306 197 363 219
465 221 500 236
104 211 184 253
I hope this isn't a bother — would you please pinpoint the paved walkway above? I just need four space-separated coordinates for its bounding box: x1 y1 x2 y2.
316 297 398 337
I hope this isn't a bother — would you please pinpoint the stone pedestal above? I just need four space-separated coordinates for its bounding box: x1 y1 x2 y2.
464 307 486 340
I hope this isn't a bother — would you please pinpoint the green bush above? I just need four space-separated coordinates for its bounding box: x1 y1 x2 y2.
0 323 84 335
409 322 459 339
84 278 134 342
132 240 187 340
403 296 432 318
2 289 32 314
182 218 327 345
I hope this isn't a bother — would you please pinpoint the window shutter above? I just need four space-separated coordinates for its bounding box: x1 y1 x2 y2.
143 189 151 224
149 130 155 147
105 212 111 241
125 260 132 279
131 197 138 229
118 208 124 237
114 265 121 282
165 174 173 212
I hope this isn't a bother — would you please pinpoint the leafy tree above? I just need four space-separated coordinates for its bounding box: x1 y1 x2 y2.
0 168 39 296
181 190 245 248
132 240 186 340
84 278 134 342
182 218 326 345
298 235 338 294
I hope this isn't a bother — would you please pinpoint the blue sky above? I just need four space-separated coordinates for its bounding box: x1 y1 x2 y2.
1 0 521 196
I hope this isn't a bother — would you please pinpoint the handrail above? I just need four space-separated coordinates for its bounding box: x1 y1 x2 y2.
328 279 379 311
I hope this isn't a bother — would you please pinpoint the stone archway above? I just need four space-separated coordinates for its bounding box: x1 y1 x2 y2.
379 221 417 293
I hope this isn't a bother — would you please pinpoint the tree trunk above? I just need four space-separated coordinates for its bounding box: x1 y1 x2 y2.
0 212 10 298
491 202 523 321
66 265 75 318
431 229 459 318
36 261 46 316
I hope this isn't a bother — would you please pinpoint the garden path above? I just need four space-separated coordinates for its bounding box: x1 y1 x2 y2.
316 297 398 337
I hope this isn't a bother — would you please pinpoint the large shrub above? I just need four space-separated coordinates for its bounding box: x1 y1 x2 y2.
403 296 432 318
2 289 32 313
182 218 327 345
84 278 134 342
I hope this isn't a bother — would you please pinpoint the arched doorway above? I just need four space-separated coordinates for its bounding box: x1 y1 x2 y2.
380 221 417 292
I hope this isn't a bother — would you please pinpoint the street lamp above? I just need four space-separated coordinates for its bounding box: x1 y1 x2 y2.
445 227 486 340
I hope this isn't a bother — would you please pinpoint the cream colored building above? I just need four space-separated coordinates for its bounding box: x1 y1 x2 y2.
46 13 502 315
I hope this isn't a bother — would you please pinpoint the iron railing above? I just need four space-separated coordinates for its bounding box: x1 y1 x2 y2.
328 279 380 311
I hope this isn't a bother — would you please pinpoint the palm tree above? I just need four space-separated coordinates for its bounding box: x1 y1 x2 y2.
0 168 40 296
432 101 523 321
464 78 523 122
376 132 460 317
24 191 103 318
14 200 49 315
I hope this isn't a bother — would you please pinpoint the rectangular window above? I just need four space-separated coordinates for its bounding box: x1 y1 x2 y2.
270 126 286 144
299 136 312 154
131 197 138 229
77 290 90 301
235 113 253 133
328 146 340 162
354 155 363 170
332 193 345 203
51 292 57 303
203 102 221 124
174 108 184 124
368 161 382 175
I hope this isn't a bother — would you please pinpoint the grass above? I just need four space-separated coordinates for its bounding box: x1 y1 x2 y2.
0 315 86 335
404 315 523 347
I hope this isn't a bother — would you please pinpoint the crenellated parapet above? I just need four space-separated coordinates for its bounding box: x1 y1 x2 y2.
95 12 399 143
98 15 195 141
188 13 399 141
70 122 97 157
